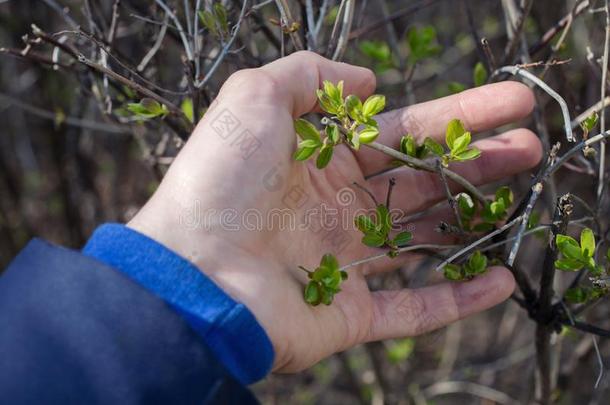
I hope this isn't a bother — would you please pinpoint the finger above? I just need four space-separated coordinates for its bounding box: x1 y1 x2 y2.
358 82 535 176
255 51 376 117
364 267 515 341
368 128 542 214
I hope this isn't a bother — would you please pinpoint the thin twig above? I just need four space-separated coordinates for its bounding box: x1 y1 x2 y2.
598 0 610 201
340 244 457 272
437 160 464 233
507 183 543 267
154 0 194 61
493 65 574 142
592 335 605 388
435 215 524 272
138 13 169 72
366 141 488 204
274 0 304 50
196 0 249 88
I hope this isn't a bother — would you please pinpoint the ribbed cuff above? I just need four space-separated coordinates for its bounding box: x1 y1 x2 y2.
83 223 274 385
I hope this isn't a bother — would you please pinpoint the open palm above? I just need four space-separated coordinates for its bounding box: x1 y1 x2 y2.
129 52 542 372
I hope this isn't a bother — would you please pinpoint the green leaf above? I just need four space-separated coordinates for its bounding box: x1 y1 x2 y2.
556 234 585 261
312 264 334 283
580 228 596 258
457 193 475 220
326 124 340 144
392 231 413 247
213 3 229 32
443 264 464 281
323 80 343 104
294 119 322 143
407 26 442 64
376 204 392 235
355 215 376 234
293 143 318 161
181 98 194 123
473 62 488 87
445 119 466 150
360 40 392 63
349 129 360 150
316 144 334 169
386 338 415 364
465 251 487 275
316 90 339 115
448 81 466 94
527 211 540 229
198 10 218 35
401 135 417 156
345 95 364 122
451 132 471 155
455 148 481 161
424 137 444 156
581 112 599 133
495 186 514 206
359 126 379 144
320 288 334 305
320 253 339 271
565 287 588 304
555 258 584 272
362 232 386 247
304 281 321 305
362 95 386 117
490 199 506 217
127 98 168 119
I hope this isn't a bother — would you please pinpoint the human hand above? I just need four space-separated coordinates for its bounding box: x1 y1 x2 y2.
128 51 541 373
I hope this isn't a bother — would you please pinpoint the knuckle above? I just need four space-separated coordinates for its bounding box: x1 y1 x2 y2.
291 50 322 62
225 68 284 100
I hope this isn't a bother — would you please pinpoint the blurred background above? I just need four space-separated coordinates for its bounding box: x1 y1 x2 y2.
1 0 609 403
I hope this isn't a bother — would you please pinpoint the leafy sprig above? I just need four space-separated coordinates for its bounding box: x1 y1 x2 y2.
293 80 386 168
554 228 601 274
455 186 514 232
443 251 488 281
399 119 480 167
127 98 169 120
198 3 229 38
302 254 348 306
354 204 412 256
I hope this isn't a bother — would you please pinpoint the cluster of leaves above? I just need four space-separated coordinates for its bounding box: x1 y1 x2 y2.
399 119 480 167
407 26 442 65
456 186 514 232
198 3 229 38
580 111 599 138
554 228 601 274
302 254 348 306
359 26 442 73
565 285 608 304
443 251 488 281
556 228 610 304
386 338 415 364
126 98 168 120
293 80 386 168
580 111 599 157
359 40 394 73
354 204 412 257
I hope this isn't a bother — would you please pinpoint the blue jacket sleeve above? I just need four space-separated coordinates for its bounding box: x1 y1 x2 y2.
0 238 263 404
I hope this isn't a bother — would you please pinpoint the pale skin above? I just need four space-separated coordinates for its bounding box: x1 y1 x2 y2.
128 51 542 373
